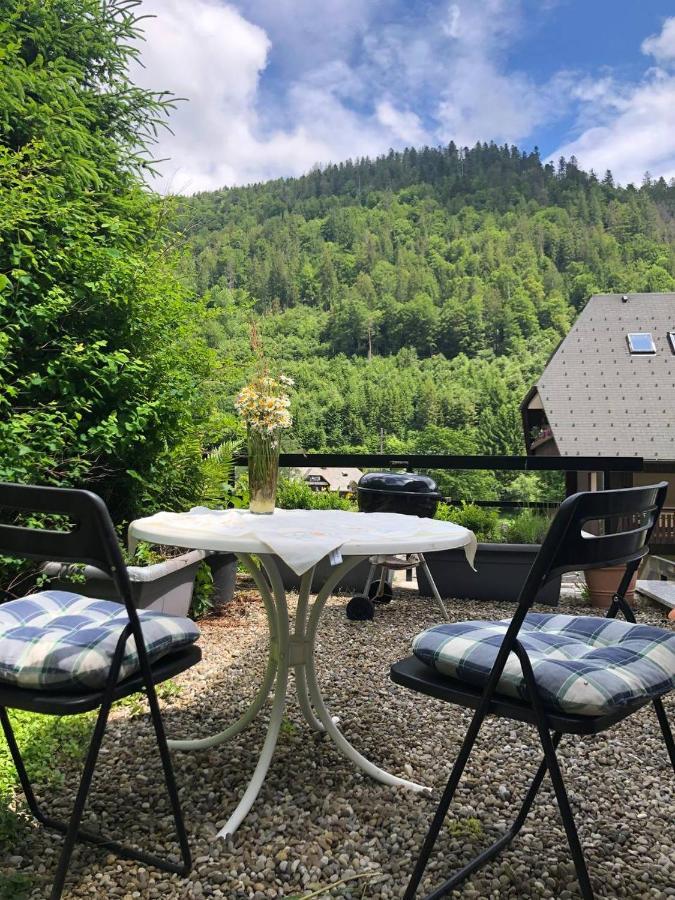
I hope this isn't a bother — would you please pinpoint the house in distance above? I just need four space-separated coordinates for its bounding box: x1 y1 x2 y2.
521 292 675 551
300 467 364 496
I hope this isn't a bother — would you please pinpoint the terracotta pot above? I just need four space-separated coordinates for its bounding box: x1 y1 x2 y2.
585 565 637 610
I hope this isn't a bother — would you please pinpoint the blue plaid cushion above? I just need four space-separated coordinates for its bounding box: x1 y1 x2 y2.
0 591 200 691
413 613 675 716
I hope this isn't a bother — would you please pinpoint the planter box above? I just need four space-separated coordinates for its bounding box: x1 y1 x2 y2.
418 543 560 606
207 552 238 609
42 549 208 617
274 555 372 594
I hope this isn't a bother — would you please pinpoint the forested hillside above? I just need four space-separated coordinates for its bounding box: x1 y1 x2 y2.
174 143 675 495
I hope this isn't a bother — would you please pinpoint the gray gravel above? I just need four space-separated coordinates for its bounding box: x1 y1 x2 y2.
5 582 674 899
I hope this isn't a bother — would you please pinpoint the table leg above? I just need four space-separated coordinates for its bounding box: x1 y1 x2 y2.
293 566 325 733
217 556 290 839
168 552 278 751
303 559 431 795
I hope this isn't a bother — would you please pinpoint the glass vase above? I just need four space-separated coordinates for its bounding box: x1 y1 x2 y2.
247 428 280 514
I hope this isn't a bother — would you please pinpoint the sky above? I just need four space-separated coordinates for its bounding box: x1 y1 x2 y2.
131 0 675 194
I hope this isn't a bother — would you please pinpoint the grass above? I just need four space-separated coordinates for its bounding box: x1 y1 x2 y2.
0 872 33 900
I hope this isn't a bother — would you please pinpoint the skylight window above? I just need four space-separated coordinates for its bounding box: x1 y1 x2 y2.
627 332 656 354
668 332 675 354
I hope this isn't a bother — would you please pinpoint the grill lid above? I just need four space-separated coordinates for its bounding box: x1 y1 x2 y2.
357 472 439 494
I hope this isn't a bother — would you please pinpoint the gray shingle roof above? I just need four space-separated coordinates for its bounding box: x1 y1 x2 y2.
530 293 675 459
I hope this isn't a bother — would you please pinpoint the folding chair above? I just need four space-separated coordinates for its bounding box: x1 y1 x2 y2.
390 483 675 899
0 483 202 900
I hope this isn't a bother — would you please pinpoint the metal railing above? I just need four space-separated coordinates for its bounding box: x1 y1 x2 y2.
234 453 674 545
269 453 648 476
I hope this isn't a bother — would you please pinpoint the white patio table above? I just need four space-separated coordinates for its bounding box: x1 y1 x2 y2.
128 507 477 838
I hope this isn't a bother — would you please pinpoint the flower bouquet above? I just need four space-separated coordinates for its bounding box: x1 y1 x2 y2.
235 368 293 514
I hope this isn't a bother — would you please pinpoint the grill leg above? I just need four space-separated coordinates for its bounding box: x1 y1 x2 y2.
418 554 449 620
363 563 377 597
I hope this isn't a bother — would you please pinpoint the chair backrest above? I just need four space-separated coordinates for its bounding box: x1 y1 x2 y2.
518 482 668 610
0 482 133 607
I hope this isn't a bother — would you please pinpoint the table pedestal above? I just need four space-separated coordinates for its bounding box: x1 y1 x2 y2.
167 552 430 838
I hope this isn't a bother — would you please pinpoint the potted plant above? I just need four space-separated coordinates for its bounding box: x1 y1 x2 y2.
42 540 215 619
418 505 561 605
584 565 637 610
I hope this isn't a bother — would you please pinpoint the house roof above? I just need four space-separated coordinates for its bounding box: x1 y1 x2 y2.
523 293 675 459
299 467 363 491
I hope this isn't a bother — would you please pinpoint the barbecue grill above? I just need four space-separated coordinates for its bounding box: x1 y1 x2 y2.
345 472 449 621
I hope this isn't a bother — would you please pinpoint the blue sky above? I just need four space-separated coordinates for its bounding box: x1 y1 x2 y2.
133 1 675 193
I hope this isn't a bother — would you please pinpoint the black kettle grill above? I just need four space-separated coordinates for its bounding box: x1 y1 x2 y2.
356 471 442 517
345 472 448 621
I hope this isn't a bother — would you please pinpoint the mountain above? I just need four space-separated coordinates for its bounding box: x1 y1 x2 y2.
172 142 675 497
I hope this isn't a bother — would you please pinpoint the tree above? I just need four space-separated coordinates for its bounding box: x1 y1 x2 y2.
0 0 217 523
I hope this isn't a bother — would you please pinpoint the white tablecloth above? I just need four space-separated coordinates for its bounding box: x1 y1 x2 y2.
130 508 477 576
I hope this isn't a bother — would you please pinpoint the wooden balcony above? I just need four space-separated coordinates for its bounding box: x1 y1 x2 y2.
652 507 675 551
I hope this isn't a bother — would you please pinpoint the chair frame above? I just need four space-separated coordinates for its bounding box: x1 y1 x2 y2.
391 482 675 900
0 482 197 900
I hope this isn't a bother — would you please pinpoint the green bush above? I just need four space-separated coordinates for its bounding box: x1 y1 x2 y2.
0 0 219 595
1 0 219 513
276 477 355 511
276 477 316 509
311 491 355 511
505 509 551 544
435 502 502 542
0 709 94 847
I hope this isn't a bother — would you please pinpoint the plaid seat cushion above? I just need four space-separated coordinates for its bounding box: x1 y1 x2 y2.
0 591 200 692
413 613 675 716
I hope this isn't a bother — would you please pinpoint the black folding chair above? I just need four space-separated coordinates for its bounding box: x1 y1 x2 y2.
391 483 675 899
0 483 202 900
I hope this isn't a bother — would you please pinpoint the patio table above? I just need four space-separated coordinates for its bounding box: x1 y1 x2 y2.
128 507 477 838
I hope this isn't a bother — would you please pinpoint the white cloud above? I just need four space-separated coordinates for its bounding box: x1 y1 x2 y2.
133 2 675 193
375 101 428 145
641 16 675 65
550 17 675 185
132 0 432 191
433 0 569 147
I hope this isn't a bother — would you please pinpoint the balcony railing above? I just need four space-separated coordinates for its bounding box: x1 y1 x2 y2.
233 453 674 546
653 508 675 550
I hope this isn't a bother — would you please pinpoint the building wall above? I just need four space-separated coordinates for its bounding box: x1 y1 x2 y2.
633 471 675 506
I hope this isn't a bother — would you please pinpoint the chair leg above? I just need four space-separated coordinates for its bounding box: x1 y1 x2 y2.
0 697 191 900
49 698 115 900
517 647 594 900
653 697 675 773
403 720 561 900
532 721 594 899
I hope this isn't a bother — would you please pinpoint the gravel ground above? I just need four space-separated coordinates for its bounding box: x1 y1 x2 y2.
5 581 675 900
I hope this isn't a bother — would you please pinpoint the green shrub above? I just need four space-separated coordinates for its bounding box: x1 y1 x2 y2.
435 502 502 542
311 491 355 511
189 562 215 620
0 0 218 595
276 477 355 511
276 477 316 509
505 509 551 544
0 709 94 848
